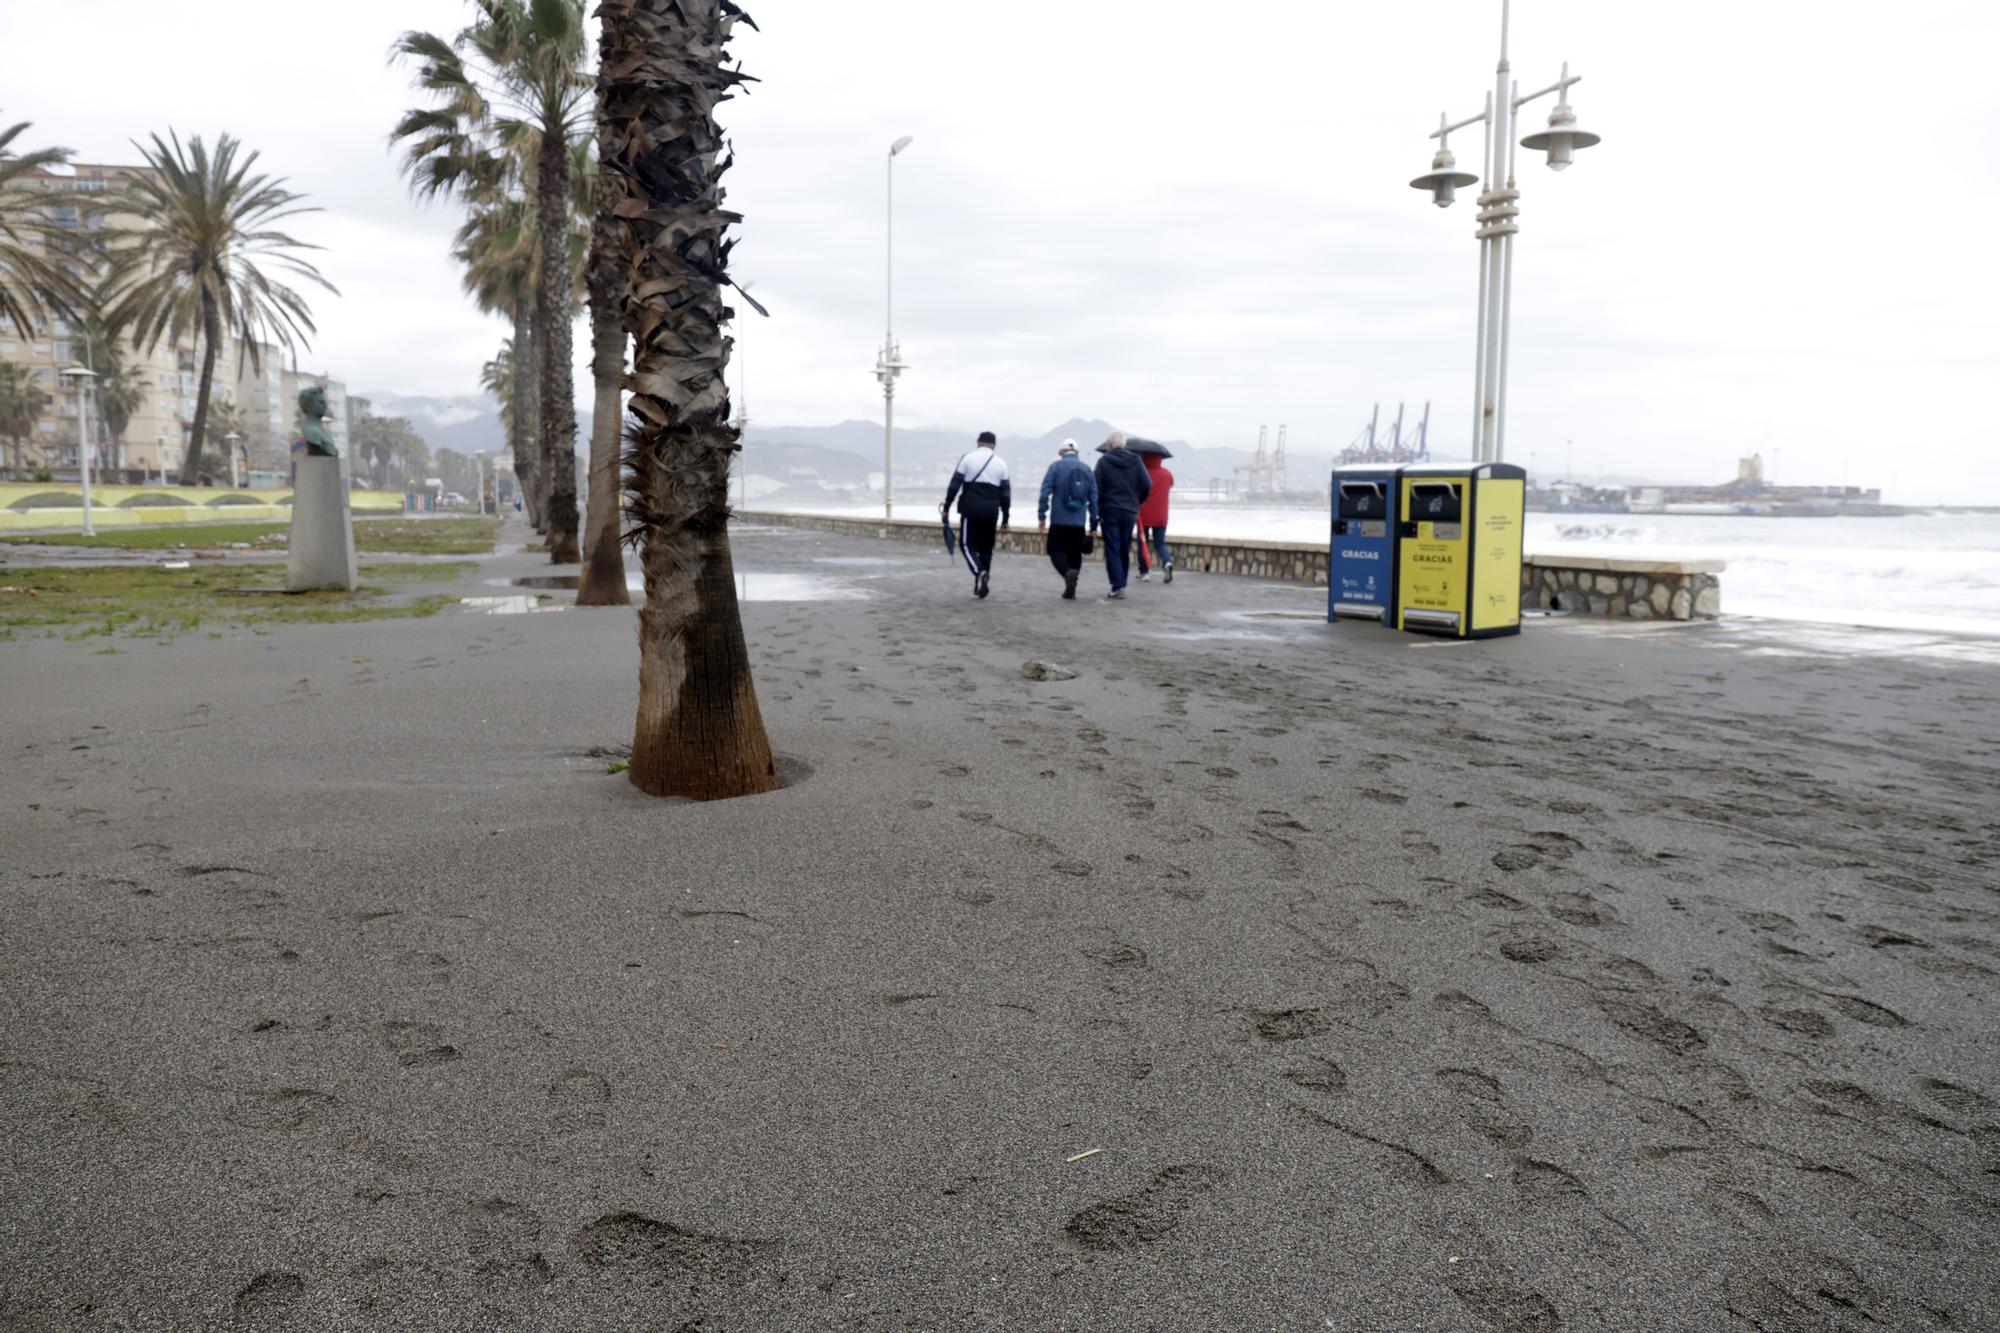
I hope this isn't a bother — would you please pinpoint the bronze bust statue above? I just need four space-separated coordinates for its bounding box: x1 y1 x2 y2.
298 386 337 457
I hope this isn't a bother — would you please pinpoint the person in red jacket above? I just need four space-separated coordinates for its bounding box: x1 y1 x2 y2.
1135 451 1174 583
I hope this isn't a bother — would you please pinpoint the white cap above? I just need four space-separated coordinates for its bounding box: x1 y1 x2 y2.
1059 438 1078 454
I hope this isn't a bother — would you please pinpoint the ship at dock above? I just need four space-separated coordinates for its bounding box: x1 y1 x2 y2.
1531 453 1914 517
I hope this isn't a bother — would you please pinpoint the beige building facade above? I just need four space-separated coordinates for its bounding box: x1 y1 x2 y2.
4 162 346 485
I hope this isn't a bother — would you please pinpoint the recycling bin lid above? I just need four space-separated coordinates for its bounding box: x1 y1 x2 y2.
1398 461 1527 481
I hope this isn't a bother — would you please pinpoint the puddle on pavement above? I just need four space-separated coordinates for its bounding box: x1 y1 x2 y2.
620 571 870 602
811 556 898 568
460 595 565 616
481 570 868 601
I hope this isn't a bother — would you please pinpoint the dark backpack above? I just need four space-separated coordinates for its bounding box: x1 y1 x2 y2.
1063 461 1090 512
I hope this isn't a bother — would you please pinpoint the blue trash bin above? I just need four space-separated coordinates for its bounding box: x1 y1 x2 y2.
1328 464 1402 624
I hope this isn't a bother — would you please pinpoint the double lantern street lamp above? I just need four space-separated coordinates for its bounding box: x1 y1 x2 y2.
1409 0 1601 464
875 134 914 519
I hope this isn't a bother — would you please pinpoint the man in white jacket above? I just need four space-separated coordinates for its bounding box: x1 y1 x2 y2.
942 431 1012 599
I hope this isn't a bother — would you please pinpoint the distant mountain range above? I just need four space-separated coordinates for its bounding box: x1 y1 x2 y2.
365 391 1361 498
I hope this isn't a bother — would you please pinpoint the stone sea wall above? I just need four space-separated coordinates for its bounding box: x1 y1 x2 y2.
1521 557 1723 621
738 511 1723 620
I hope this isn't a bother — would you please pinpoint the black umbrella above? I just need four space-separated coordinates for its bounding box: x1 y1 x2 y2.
1125 436 1173 458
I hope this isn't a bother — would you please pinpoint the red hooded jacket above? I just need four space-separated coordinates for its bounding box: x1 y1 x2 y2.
1139 455 1173 527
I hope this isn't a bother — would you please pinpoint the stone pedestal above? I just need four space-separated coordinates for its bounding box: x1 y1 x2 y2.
287 455 358 592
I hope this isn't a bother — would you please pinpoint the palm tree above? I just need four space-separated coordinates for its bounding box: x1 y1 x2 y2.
480 337 516 439
600 0 777 799
455 196 544 527
93 365 146 483
0 359 48 475
0 116 85 338
576 130 628 606
80 311 145 482
99 132 335 487
391 0 592 564
188 397 245 484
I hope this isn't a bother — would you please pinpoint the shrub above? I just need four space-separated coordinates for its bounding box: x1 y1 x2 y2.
6 490 84 512
117 492 189 509
205 493 264 507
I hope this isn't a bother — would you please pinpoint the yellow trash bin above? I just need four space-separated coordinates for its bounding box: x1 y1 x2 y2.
1394 462 1526 638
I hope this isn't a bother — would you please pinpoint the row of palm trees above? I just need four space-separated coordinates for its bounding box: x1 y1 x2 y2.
397 0 781 798
0 115 335 486
391 0 616 596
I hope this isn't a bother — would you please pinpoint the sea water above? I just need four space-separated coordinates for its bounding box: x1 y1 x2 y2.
774 502 2000 636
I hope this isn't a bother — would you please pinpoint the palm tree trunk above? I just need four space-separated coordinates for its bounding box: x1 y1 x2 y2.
576 71 632 609
184 305 219 486
512 302 544 530
576 296 630 604
605 0 778 800
536 131 582 565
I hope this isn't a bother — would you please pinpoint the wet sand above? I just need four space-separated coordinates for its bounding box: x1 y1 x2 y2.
3 518 1998 1330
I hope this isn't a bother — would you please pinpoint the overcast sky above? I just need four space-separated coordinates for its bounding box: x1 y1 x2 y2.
10 1 2000 500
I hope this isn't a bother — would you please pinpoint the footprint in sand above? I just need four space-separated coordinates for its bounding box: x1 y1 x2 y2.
1435 1068 1532 1148
232 1272 305 1326
569 1211 779 1284
1062 1164 1219 1252
226 1087 335 1132
1082 942 1148 970
1246 1007 1330 1042
1282 1058 1347 1096
1916 1077 1995 1118
465 1197 553 1284
378 1019 460 1069
1451 1283 1563 1332
549 1068 610 1135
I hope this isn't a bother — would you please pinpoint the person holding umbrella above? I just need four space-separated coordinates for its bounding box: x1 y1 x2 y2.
1092 430 1151 600
1129 437 1175 583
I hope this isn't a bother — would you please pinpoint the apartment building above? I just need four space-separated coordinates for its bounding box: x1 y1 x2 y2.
4 162 347 484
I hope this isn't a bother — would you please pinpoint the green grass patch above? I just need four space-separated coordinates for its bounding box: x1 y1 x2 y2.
0 561 473 640
1 517 501 556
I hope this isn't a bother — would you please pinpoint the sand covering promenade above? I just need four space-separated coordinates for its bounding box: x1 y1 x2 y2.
3 519 1998 1330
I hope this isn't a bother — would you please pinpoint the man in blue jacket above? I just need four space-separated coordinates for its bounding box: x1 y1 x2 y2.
942 431 1011 599
1092 431 1152 600
1036 439 1098 600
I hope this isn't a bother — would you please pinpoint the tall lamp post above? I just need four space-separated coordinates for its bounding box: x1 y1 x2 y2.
59 364 97 536
734 279 755 511
875 134 914 518
1409 0 1601 464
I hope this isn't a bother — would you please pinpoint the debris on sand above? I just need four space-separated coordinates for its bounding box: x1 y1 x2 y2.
1022 660 1078 681
1066 1148 1103 1163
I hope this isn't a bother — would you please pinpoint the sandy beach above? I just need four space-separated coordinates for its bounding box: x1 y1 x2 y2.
3 517 1998 1330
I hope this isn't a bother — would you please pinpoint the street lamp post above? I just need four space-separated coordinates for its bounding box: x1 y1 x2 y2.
1409 0 1601 464
224 430 244 489
59 364 97 536
875 135 914 519
734 279 755 511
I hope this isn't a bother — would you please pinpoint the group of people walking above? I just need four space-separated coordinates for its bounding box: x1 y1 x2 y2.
941 430 1174 601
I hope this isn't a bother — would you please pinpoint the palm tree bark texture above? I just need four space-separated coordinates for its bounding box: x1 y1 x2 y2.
601 0 777 800
535 130 582 563
512 303 544 529
575 88 630 606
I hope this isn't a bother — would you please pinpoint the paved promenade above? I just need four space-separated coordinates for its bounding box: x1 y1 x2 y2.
4 519 1997 1329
